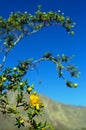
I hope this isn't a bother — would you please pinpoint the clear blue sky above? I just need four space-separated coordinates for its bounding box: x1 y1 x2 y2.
0 0 86 106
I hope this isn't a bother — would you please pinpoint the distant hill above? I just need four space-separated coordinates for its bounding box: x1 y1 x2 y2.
0 91 86 130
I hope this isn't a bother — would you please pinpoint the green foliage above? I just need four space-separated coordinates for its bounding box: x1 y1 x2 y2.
42 52 79 87
15 116 25 128
0 6 75 52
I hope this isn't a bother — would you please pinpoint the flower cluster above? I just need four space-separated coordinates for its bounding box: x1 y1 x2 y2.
29 93 44 110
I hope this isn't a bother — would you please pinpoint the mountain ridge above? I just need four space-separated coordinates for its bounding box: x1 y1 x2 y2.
0 91 86 130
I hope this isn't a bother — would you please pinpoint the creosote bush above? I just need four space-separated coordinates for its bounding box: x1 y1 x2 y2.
0 6 79 130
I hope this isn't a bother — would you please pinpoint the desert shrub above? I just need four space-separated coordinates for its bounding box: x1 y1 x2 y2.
0 5 79 130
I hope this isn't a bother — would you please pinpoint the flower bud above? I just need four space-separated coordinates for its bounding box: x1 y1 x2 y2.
19 82 24 87
13 67 17 71
73 83 78 88
27 87 32 92
2 77 7 81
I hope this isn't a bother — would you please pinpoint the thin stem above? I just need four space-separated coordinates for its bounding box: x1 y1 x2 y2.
0 34 23 72
27 29 40 35
13 34 23 47
34 57 67 82
0 51 8 72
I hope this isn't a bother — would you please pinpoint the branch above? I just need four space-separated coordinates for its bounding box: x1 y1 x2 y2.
0 51 8 72
0 34 23 72
27 29 40 35
0 8 75 71
13 34 23 47
33 55 79 85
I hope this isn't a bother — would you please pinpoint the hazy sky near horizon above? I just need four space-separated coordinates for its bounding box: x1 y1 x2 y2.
0 0 86 106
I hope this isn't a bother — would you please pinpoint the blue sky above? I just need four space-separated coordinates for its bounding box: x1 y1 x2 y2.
0 0 86 106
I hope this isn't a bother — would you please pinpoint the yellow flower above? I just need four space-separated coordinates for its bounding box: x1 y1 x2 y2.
19 82 24 87
42 128 45 130
35 103 40 110
73 83 78 88
27 87 32 92
13 67 17 71
0 82 2 86
2 76 7 81
29 94 42 110
20 119 24 123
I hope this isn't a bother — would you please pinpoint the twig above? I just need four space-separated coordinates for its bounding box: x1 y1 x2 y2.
0 34 23 72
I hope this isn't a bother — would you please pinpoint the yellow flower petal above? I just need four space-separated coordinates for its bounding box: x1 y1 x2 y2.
29 94 42 110
36 104 40 110
20 119 24 123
